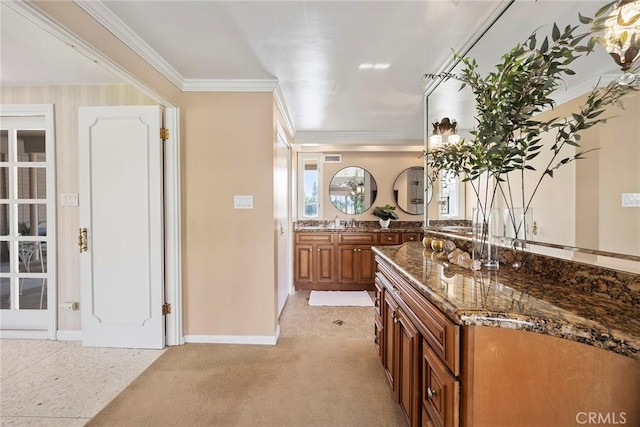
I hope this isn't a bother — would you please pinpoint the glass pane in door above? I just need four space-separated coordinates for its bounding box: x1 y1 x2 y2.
0 203 8 236
0 167 8 199
17 204 46 236
19 278 47 310
16 130 46 162
18 240 46 274
0 130 7 161
0 241 10 273
17 167 46 200
0 277 9 309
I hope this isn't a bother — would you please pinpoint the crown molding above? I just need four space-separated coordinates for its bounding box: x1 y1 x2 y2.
74 0 184 89
182 79 278 92
5 0 174 107
294 131 421 144
274 85 295 138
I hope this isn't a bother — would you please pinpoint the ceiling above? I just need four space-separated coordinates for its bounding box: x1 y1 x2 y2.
1 0 620 145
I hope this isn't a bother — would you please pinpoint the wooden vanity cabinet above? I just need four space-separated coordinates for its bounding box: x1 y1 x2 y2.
294 230 422 290
294 233 335 288
336 233 377 288
375 253 639 427
376 257 460 427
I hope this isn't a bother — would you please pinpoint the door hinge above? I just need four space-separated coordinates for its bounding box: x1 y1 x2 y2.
162 303 171 315
160 128 169 140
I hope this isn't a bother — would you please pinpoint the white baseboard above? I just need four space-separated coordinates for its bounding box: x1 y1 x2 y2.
56 330 82 341
185 327 280 346
0 330 49 339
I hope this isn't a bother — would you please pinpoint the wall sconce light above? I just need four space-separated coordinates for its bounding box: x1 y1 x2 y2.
429 117 460 148
594 0 640 84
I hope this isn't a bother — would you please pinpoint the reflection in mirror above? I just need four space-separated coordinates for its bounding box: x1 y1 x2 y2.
424 2 640 270
329 167 377 215
393 167 432 215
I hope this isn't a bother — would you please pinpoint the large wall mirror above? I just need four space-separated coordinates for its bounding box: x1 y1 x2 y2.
425 1 639 270
329 166 377 215
393 167 432 215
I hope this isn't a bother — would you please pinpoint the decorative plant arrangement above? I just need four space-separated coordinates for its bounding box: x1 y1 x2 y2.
373 204 399 228
424 1 639 267
372 204 399 220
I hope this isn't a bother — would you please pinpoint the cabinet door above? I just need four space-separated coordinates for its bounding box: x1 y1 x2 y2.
374 316 384 361
398 308 421 427
294 245 314 284
358 246 376 284
423 342 459 427
315 245 335 283
336 245 358 284
383 292 398 390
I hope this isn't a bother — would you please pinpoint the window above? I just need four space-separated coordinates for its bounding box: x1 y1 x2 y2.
297 153 322 219
439 171 459 218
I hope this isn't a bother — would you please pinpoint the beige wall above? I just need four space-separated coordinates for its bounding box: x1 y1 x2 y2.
535 92 640 258
319 151 426 222
0 84 156 330
182 92 277 337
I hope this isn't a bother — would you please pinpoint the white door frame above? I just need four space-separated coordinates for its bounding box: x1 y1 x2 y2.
275 124 292 317
5 2 183 345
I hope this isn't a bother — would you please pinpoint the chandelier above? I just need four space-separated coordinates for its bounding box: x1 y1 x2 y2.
595 0 640 83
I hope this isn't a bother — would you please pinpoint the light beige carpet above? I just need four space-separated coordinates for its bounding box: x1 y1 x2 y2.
87 292 406 426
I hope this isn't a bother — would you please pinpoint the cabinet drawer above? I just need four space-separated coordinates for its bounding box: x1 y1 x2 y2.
296 232 334 244
338 232 376 245
379 233 400 245
423 342 459 427
402 232 422 243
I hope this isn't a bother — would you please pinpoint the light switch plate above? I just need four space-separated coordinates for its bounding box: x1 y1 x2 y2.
60 193 79 207
234 195 253 209
622 193 640 207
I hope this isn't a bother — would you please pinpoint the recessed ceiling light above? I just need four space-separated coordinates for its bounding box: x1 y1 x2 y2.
359 63 390 70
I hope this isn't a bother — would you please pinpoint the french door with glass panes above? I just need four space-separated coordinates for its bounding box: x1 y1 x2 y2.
0 105 55 333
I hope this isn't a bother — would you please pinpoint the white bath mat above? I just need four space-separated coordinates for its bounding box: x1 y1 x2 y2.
308 290 374 307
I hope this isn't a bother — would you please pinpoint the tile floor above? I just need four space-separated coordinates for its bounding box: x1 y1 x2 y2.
0 340 164 425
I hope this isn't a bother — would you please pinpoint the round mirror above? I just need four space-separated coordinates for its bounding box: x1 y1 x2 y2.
393 166 433 215
329 166 377 214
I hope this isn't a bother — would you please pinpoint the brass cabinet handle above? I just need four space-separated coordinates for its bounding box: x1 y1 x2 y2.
79 228 88 253
426 387 437 399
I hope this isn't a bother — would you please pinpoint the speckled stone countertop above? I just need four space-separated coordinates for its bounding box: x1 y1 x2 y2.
294 220 424 233
373 242 640 360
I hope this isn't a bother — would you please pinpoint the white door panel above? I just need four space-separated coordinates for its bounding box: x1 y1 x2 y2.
79 106 164 349
276 133 291 317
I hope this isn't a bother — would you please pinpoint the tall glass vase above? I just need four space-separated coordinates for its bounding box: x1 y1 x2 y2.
472 208 500 268
503 207 533 268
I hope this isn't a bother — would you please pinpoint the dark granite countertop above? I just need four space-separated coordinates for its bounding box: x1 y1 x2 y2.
294 226 423 233
372 242 640 360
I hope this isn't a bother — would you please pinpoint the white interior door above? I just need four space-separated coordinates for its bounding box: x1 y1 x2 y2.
79 105 165 349
275 133 291 317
